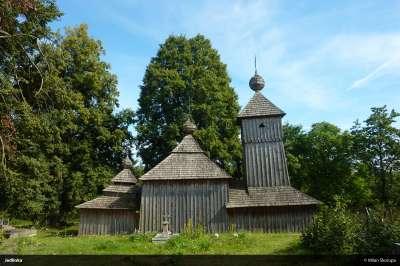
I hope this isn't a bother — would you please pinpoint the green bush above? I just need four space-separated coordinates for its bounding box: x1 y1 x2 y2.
301 199 360 254
301 199 400 255
354 208 400 254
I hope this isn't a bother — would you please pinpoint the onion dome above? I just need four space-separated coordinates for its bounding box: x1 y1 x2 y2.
249 56 266 91
183 119 197 135
249 72 265 92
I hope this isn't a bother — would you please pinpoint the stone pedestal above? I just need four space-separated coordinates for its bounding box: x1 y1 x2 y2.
152 219 178 243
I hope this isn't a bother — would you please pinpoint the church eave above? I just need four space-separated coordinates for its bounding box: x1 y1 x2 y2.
139 176 231 181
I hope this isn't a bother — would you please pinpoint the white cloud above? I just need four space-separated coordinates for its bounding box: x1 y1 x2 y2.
102 0 400 112
178 0 280 79
319 34 400 89
327 34 400 66
269 33 400 108
351 56 400 89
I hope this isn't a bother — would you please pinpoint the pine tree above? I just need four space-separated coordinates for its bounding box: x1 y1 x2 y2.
135 35 242 177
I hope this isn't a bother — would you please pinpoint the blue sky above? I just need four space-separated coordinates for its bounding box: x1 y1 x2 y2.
52 0 400 130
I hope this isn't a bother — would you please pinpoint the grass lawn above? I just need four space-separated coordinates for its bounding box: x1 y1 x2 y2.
0 226 308 255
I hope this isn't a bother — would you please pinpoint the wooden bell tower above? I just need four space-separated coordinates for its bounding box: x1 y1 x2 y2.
238 63 290 187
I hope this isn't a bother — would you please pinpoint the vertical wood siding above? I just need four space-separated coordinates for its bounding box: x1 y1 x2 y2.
244 142 290 186
241 117 283 143
241 117 290 187
78 209 138 235
139 180 229 233
227 206 316 232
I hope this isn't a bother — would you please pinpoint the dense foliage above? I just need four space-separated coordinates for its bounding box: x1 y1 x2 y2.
355 208 400 254
302 199 400 255
351 106 400 208
135 35 242 176
284 122 364 205
284 106 399 209
301 199 360 254
0 1 136 225
288 106 399 254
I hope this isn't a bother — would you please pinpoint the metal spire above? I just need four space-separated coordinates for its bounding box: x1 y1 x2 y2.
249 56 265 91
254 55 257 75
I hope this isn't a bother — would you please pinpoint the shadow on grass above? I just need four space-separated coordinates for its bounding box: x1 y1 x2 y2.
271 240 311 255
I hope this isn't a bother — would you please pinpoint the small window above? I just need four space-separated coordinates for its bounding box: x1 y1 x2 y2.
259 123 265 128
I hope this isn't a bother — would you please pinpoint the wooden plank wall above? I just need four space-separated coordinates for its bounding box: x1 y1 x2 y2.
78 209 138 235
241 117 283 143
241 117 290 187
244 142 290 187
227 206 316 232
139 180 229 233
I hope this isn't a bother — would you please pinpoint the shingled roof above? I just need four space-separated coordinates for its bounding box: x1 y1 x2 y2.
75 196 137 210
75 157 140 210
226 186 322 208
238 92 285 119
171 135 204 153
111 168 137 184
103 185 139 195
140 121 232 181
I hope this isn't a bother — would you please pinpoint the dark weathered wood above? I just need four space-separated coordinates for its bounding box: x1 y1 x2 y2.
243 142 290 187
139 180 228 233
241 117 283 143
228 205 317 232
76 160 141 235
78 209 137 235
239 98 291 188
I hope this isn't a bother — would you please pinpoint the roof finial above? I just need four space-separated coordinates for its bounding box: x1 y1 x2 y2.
122 154 133 169
183 118 197 135
249 57 265 92
255 55 257 75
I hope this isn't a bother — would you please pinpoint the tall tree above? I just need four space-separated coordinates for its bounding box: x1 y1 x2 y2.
0 0 60 167
136 35 242 177
1 12 136 224
284 122 369 205
283 123 308 189
351 106 400 208
0 0 61 214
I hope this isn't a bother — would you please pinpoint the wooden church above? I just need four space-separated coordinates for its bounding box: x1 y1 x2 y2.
226 71 321 232
76 69 321 235
76 156 140 235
